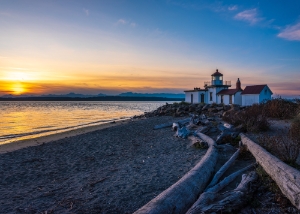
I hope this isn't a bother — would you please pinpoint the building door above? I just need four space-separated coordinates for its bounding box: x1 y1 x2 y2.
229 95 232 104
221 95 224 104
191 94 193 104
201 94 204 103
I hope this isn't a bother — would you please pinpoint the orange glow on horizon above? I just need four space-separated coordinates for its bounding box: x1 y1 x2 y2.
10 82 26 95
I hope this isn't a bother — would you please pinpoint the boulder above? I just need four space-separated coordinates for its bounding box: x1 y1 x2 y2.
202 104 210 111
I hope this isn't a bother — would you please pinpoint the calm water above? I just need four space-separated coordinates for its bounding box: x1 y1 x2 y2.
0 101 167 144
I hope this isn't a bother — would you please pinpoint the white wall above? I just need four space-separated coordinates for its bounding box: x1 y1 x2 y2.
208 87 228 104
216 94 235 105
242 94 259 106
208 88 216 104
185 91 207 103
259 86 272 103
234 91 242 105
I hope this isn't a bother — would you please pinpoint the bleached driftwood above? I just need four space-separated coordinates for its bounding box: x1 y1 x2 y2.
205 163 255 193
153 118 190 130
240 133 300 209
206 149 240 190
172 122 180 131
134 132 218 214
187 171 258 214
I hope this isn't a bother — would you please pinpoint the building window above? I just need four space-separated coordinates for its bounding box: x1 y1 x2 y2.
229 95 232 104
221 95 224 104
210 92 213 101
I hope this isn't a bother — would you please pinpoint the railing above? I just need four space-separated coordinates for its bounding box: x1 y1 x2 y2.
204 81 231 87
204 81 211 87
224 81 231 86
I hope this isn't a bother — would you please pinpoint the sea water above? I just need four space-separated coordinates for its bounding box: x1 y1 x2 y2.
0 101 167 144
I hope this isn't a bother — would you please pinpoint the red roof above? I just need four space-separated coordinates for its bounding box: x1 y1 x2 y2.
241 85 271 95
211 69 223 76
217 89 240 95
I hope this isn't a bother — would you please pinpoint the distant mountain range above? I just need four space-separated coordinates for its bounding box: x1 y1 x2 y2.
118 92 185 98
1 92 185 99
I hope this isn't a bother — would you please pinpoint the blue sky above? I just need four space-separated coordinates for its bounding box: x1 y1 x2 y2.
0 0 299 97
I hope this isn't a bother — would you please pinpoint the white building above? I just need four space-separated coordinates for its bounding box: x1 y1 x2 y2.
184 69 272 106
241 85 273 106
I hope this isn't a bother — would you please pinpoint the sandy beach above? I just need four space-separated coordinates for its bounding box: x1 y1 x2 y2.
0 116 208 213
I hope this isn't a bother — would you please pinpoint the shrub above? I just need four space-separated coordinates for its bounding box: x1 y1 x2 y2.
289 115 300 144
223 103 270 132
257 132 300 165
264 98 298 119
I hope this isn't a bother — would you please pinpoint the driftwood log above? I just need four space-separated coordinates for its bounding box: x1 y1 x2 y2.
134 132 218 214
153 118 190 130
186 171 258 214
206 148 240 190
240 133 300 209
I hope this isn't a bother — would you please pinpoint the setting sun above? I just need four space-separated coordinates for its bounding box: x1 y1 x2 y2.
11 82 25 95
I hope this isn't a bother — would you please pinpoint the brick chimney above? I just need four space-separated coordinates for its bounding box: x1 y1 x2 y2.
236 78 241 90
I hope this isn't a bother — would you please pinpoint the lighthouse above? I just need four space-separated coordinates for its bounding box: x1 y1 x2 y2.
211 69 223 86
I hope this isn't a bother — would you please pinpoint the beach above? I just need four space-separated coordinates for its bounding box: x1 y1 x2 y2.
0 116 207 213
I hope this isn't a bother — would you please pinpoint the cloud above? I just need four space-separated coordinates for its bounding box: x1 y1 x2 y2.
116 19 137 27
83 8 89 16
228 5 238 11
117 19 127 25
278 22 300 41
234 9 263 25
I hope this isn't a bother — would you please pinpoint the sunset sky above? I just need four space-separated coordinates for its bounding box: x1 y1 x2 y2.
1 0 300 97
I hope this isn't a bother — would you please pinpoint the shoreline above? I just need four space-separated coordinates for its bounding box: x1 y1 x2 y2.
0 119 131 154
0 116 207 213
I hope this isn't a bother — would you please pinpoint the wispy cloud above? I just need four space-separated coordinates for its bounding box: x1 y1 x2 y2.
117 19 127 25
234 9 263 25
116 19 137 27
278 21 300 41
228 5 238 11
83 8 89 16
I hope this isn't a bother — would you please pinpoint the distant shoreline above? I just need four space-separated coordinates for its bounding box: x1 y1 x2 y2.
0 96 184 101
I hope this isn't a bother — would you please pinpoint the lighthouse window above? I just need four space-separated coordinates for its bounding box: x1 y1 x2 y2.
212 76 216 80
220 76 223 80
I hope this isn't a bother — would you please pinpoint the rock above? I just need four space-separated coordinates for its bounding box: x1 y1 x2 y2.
224 105 231 111
197 126 210 134
216 107 223 111
202 104 210 111
189 106 196 112
208 108 218 113
176 126 191 139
